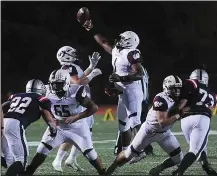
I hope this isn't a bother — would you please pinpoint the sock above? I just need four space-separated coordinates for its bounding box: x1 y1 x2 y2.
5 161 24 176
177 152 196 174
160 158 176 170
53 149 67 164
66 145 80 163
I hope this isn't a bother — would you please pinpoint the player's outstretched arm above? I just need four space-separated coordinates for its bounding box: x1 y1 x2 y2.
65 86 98 124
156 111 180 127
83 20 112 55
84 52 101 76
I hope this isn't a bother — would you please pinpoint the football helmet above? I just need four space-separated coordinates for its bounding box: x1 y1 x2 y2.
49 69 71 97
189 69 209 86
56 46 78 66
115 31 140 49
26 79 46 96
163 75 182 97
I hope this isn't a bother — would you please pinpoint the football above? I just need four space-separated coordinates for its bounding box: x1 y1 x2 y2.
77 7 90 25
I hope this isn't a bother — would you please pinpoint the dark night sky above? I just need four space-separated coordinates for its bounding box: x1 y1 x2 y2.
1 1 217 103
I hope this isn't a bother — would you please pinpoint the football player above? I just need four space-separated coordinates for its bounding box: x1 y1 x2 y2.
51 46 102 172
24 69 106 175
106 75 184 175
82 20 144 152
1 79 57 176
172 69 217 176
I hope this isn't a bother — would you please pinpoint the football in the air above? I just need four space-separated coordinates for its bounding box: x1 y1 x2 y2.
77 7 90 25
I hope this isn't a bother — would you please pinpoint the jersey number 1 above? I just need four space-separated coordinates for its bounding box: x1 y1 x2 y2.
8 97 32 114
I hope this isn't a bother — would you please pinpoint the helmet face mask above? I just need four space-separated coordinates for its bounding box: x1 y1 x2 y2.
57 46 78 66
114 31 140 49
163 75 182 99
49 69 71 98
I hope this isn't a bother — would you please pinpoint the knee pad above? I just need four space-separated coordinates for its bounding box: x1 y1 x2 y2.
36 142 52 156
170 147 183 164
124 145 138 159
83 148 97 161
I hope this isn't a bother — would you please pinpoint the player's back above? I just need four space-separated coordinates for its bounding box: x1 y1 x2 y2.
181 79 216 118
146 92 175 132
4 92 47 129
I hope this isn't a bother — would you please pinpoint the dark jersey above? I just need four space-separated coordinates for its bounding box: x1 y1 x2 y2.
4 92 51 129
180 79 216 118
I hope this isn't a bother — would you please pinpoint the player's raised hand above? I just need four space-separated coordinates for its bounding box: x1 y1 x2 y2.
83 20 93 31
88 52 101 69
109 73 121 82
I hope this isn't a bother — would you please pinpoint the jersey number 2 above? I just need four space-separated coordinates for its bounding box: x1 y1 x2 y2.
199 88 214 107
8 97 32 114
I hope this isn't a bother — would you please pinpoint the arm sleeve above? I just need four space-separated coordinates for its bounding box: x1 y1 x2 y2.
1 101 11 114
38 96 52 111
127 50 142 65
180 80 196 99
75 86 88 105
153 96 168 111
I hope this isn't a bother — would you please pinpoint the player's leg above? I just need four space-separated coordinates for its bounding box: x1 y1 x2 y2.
25 127 65 175
173 115 210 176
140 100 154 155
199 145 217 175
149 130 183 176
4 119 29 176
1 134 14 168
66 122 106 175
65 116 93 171
114 130 122 155
117 95 132 150
52 142 72 171
106 122 152 175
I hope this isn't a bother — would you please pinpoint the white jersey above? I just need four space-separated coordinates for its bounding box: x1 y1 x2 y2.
46 84 87 129
146 92 175 132
112 47 142 90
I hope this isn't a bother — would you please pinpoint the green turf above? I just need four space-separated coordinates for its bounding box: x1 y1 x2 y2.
1 115 217 175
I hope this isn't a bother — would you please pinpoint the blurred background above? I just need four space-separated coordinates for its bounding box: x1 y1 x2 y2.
1 1 217 104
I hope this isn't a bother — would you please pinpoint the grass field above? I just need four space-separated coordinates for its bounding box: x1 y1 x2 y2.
1 114 217 175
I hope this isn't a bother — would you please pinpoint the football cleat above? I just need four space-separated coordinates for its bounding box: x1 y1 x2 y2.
52 160 63 173
128 152 146 164
65 157 84 172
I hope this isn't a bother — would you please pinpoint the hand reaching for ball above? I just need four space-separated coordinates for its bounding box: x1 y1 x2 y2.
77 7 93 31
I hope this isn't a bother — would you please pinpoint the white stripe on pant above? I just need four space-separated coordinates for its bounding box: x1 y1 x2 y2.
3 118 29 168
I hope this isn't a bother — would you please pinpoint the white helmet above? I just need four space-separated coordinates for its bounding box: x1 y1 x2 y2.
163 75 182 97
49 69 71 97
26 79 46 96
56 46 78 66
115 31 140 49
189 69 209 86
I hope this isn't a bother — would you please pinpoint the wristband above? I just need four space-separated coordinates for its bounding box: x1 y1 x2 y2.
1 127 4 129
174 114 180 120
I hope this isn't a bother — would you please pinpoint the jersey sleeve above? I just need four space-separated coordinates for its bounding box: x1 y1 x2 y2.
38 96 51 111
75 86 88 105
153 96 168 111
180 79 197 99
127 50 142 65
61 65 78 76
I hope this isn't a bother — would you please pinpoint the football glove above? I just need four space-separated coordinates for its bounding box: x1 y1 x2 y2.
48 122 57 138
88 52 101 70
